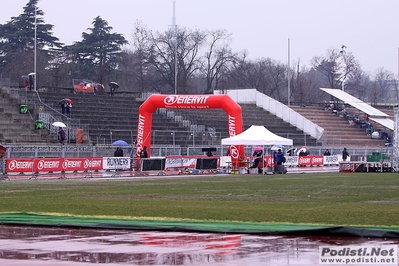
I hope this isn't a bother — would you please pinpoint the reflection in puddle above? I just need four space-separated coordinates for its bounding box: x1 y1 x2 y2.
0 225 397 265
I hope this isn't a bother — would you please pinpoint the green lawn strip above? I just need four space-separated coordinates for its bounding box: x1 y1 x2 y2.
1 212 399 237
1 173 399 226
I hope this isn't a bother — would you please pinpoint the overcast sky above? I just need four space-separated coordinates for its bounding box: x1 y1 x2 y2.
2 0 399 76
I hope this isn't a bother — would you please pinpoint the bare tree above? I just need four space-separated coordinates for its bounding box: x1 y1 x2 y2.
264 59 287 101
345 68 371 101
227 55 271 91
373 68 396 103
130 21 154 94
148 28 205 94
290 63 325 105
202 30 236 94
227 57 288 102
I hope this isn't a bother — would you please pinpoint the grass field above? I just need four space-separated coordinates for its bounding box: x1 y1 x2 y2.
1 172 399 227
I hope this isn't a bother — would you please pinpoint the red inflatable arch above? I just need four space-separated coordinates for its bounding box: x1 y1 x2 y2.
136 94 244 165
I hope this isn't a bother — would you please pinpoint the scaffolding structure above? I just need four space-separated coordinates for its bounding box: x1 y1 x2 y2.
391 106 399 172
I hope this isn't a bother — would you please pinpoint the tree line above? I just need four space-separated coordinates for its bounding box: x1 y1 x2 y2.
0 0 397 105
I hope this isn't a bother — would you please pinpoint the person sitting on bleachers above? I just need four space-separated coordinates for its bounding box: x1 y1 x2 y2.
380 130 389 140
385 136 393 147
367 124 374 136
362 121 370 129
353 115 360 125
340 108 349 119
329 103 338 115
323 101 329 111
370 125 374 134
371 129 380 139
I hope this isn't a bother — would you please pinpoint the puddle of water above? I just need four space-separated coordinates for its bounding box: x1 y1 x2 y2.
0 225 397 265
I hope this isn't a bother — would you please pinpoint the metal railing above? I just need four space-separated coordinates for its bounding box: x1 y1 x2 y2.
2 87 90 143
1 144 392 160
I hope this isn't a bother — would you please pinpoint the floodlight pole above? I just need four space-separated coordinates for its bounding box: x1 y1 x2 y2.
34 5 37 91
287 38 290 106
173 1 178 95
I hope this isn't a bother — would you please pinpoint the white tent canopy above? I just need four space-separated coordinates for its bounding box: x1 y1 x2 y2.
221 125 293 146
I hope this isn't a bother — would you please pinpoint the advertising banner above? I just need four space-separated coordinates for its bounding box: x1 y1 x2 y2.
103 157 131 170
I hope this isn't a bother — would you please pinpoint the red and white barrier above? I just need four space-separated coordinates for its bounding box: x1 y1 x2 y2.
5 154 341 176
5 157 131 174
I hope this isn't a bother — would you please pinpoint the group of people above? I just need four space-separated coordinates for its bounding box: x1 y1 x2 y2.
113 145 148 158
59 98 73 117
93 83 118 96
108 145 351 171
324 148 350 161
112 146 147 171
325 102 393 145
60 102 72 117
22 74 34 91
250 148 285 174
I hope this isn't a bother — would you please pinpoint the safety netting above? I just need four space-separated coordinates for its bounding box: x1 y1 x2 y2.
0 212 399 238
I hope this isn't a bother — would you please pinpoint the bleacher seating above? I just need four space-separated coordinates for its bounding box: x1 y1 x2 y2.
0 88 57 144
171 105 319 147
0 87 391 148
290 105 388 147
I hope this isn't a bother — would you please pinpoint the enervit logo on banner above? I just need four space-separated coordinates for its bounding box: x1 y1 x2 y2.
8 160 33 171
228 115 236 137
136 114 145 154
37 159 59 170
84 159 101 169
230 145 239 160
319 245 397 265
62 159 82 169
163 95 209 106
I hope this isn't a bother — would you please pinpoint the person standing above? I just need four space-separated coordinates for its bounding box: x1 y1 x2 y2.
324 149 331 156
66 103 72 117
60 102 66 114
58 127 66 145
110 85 115 96
23 79 29 89
273 149 284 173
274 149 284 165
114 147 123 157
287 148 296 156
342 147 349 161
140 146 148 158
114 147 124 171
252 149 263 168
28 74 34 91
0 145 6 159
